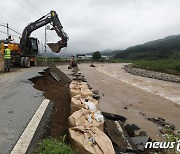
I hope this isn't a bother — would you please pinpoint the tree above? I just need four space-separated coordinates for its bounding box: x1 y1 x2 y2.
92 51 101 60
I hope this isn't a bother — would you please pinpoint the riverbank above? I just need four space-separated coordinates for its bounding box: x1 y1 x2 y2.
123 64 180 84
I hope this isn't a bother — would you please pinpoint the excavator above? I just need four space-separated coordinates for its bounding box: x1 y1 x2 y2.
0 10 68 69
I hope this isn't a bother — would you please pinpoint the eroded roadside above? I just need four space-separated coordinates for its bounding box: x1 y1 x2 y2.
30 63 71 139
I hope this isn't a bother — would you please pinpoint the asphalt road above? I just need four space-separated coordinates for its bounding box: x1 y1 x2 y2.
0 67 46 154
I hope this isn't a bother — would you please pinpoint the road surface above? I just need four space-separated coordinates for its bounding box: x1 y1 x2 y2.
59 63 180 141
0 67 46 154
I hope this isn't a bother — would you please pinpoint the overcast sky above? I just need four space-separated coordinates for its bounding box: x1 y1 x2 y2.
0 0 180 54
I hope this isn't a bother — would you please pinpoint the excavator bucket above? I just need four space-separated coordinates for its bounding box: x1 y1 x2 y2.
47 40 67 53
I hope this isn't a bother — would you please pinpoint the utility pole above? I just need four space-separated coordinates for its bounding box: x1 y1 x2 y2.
7 23 9 41
44 25 47 61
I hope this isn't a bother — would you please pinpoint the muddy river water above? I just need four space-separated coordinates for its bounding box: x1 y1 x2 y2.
96 63 180 104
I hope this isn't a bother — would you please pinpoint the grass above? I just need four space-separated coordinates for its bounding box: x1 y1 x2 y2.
36 138 75 154
164 128 180 154
38 58 68 63
133 59 180 75
111 59 180 75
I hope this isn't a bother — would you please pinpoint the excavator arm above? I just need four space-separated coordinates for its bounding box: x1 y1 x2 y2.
20 10 68 55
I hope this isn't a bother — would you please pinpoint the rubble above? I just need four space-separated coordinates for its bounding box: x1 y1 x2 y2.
104 120 137 153
68 65 155 153
102 112 127 122
123 64 180 83
147 117 175 130
50 71 61 81
131 136 149 151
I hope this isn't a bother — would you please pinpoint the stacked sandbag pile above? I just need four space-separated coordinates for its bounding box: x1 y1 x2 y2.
68 73 115 153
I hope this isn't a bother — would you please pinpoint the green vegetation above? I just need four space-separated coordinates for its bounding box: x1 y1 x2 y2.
164 128 180 154
110 59 180 75
133 59 180 74
36 138 75 154
92 51 102 60
114 35 180 60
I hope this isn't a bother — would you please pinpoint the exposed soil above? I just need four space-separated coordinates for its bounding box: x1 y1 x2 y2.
30 62 71 139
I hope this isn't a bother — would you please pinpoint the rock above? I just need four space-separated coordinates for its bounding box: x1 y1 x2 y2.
68 65 72 69
90 64 95 67
102 112 127 121
138 131 147 136
125 124 140 137
93 94 100 100
92 90 99 95
104 120 137 153
131 124 140 131
166 123 175 130
131 136 149 151
123 64 180 84
124 106 128 110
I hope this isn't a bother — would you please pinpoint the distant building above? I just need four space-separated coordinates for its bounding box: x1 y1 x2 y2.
76 54 93 60
101 55 110 60
85 55 93 59
75 54 110 60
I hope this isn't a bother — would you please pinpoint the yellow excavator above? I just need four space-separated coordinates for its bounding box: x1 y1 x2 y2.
0 10 68 71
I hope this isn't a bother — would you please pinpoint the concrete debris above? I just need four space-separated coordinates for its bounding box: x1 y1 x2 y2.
140 112 175 132
50 72 61 81
92 90 99 95
131 136 149 151
125 124 139 137
137 131 147 136
93 94 100 100
104 120 137 153
124 124 140 138
123 64 180 83
102 112 127 122
147 117 175 130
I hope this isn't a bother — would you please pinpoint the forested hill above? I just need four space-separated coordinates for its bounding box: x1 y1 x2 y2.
114 35 180 60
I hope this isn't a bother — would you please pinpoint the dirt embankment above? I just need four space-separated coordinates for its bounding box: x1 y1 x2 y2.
30 63 71 139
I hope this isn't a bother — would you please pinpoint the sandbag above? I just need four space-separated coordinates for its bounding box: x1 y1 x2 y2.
81 88 93 97
69 126 115 154
71 95 99 114
70 81 88 89
69 85 92 98
69 87 80 98
69 109 104 131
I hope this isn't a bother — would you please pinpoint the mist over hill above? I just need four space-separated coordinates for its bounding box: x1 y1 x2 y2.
114 34 180 60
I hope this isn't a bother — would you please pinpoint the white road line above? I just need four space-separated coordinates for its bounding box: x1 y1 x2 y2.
10 99 50 154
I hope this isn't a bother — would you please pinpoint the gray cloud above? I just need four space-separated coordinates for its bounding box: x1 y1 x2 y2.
0 0 180 54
